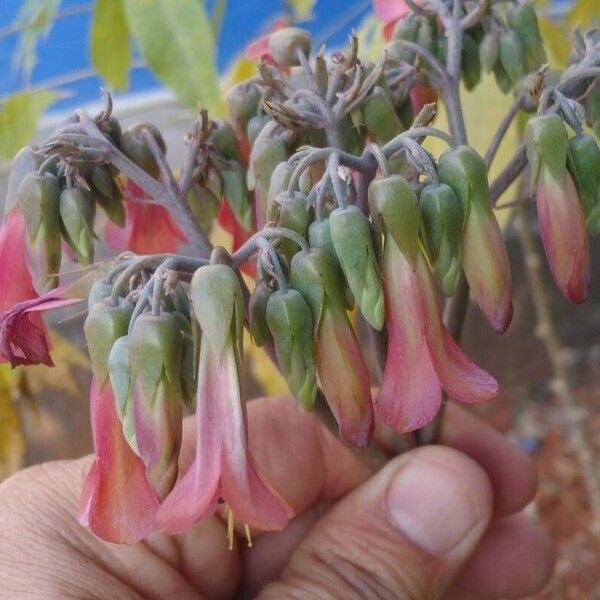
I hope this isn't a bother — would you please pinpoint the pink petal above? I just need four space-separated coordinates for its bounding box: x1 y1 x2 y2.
315 304 374 446
245 34 271 60
536 171 591 304
375 239 442 432
461 202 513 333
79 379 159 544
0 210 36 312
410 83 438 116
373 0 411 25
157 341 291 534
417 254 500 404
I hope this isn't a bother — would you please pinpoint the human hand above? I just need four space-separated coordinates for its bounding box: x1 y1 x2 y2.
0 397 553 599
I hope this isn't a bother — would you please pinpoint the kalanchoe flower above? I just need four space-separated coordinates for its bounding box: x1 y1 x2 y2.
157 263 292 534
81 301 159 543
59 187 95 265
130 313 183 501
106 181 186 254
266 288 317 411
0 290 80 367
290 249 374 447
329 205 385 330
525 114 591 304
274 191 312 265
438 146 513 334
249 279 273 347
376 238 500 432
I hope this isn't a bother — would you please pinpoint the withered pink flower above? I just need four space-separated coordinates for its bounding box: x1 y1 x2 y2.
536 169 591 304
105 181 186 254
376 239 500 432
245 19 288 64
373 0 413 39
157 264 292 534
0 291 80 367
79 378 159 544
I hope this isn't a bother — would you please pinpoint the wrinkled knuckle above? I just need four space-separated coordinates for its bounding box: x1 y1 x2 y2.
270 520 432 600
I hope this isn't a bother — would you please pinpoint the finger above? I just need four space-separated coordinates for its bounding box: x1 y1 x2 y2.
440 402 537 515
258 446 493 599
451 513 555 599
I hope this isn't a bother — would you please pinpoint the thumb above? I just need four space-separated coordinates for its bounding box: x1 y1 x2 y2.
259 446 493 599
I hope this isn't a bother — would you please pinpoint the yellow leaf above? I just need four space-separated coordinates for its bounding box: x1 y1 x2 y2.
0 365 25 481
538 17 570 68
567 0 600 29
285 0 316 20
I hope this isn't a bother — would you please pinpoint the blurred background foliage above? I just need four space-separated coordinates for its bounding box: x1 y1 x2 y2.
0 0 597 483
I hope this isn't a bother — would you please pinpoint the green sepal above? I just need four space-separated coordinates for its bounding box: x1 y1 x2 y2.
308 218 337 259
267 162 294 223
187 181 220 234
275 191 312 263
499 29 526 85
227 81 261 131
266 289 317 411
189 264 244 357
130 312 183 403
507 2 546 72
480 30 499 73
524 114 568 186
209 119 242 162
180 332 197 411
368 175 420 265
249 280 273 347
59 187 95 265
246 115 270 146
107 335 138 453
419 183 463 296
329 205 384 330
120 123 166 179
220 160 253 231
566 133 600 235
290 248 347 328
89 166 126 227
461 32 482 91
362 86 404 144
492 58 513 94
84 300 134 385
437 145 491 220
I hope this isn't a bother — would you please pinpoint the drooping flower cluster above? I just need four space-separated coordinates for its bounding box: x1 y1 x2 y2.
0 2 599 547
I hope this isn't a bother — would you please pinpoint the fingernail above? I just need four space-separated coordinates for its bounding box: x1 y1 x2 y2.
386 458 484 555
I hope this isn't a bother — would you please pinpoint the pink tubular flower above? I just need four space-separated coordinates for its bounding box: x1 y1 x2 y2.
0 291 80 367
157 264 292 534
536 169 591 304
376 239 500 432
0 210 37 313
373 0 412 39
105 181 186 254
79 378 159 544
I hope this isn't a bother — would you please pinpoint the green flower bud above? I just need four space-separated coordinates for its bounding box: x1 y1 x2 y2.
60 187 95 265
308 218 337 258
180 332 197 411
221 160 253 231
499 29 526 86
275 191 312 264
209 119 242 162
362 86 404 143
566 133 600 235
368 175 420 265
249 280 273 347
246 115 270 146
227 81 261 132
266 289 317 410
290 248 348 327
89 165 125 227
16 171 62 290
524 114 568 184
187 180 220 234
329 205 384 330
493 58 513 94
248 133 288 229
84 300 134 384
102 115 123 148
480 30 500 73
189 264 244 356
107 335 137 453
120 123 167 178
506 2 546 72
268 27 311 67
420 183 463 296
267 162 294 223
461 32 482 91
88 280 113 310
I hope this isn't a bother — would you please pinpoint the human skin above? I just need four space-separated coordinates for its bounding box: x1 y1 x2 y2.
0 397 554 599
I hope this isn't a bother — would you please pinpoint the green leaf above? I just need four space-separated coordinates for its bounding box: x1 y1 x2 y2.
0 91 60 159
567 0 600 28
91 0 131 90
124 0 219 110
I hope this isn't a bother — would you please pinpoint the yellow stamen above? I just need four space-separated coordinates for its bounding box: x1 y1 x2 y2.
227 507 234 551
244 523 253 548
